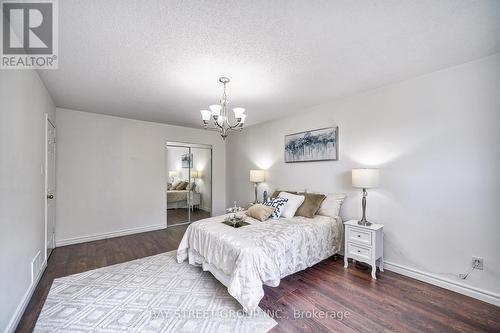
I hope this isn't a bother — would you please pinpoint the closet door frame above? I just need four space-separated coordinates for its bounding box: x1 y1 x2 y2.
166 141 213 227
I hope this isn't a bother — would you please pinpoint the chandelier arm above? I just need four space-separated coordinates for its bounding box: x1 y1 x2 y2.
212 118 225 130
203 125 222 131
227 120 242 129
226 127 243 133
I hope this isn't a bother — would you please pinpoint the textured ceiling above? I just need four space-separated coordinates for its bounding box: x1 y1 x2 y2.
38 0 500 128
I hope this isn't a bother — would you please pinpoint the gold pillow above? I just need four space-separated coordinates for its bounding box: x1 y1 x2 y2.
295 192 326 218
175 181 188 190
245 204 275 221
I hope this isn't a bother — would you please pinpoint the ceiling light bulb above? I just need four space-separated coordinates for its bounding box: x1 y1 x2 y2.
200 110 211 121
233 107 245 119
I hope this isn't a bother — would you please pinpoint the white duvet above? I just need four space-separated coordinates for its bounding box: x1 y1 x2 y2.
177 213 343 312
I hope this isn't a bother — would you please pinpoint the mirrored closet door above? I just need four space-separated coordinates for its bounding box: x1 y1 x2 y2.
166 142 212 227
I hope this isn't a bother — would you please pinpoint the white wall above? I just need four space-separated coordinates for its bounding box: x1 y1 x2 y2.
226 54 500 305
55 109 225 245
0 70 55 332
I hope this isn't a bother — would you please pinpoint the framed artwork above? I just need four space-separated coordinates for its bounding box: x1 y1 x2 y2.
181 153 193 168
284 127 338 162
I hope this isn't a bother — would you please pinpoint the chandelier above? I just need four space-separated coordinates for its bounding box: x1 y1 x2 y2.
200 77 246 139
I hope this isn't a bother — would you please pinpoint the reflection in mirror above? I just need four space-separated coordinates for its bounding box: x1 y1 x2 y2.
166 143 212 227
189 147 212 222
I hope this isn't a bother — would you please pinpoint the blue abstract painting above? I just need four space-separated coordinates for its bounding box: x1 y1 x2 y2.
285 127 338 162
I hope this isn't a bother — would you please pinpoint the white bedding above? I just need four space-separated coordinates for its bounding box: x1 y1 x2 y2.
177 213 343 312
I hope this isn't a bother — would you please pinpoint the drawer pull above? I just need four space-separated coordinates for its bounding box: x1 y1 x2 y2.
357 235 361 237
357 250 361 253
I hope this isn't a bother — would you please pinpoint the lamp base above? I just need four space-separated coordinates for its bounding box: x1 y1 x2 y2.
358 219 372 226
253 182 260 205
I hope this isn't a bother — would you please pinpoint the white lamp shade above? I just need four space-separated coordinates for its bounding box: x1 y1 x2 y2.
249 169 265 183
209 104 222 116
239 114 247 123
200 110 211 121
352 168 379 188
233 107 245 119
190 170 199 179
169 171 178 178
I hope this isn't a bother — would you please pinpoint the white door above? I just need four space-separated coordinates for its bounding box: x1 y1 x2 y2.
46 118 56 259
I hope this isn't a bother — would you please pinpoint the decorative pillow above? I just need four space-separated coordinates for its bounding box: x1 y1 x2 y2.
167 183 172 190
278 192 305 218
317 193 347 218
175 181 188 190
171 180 182 190
245 204 275 221
264 197 288 219
271 190 298 198
295 193 327 218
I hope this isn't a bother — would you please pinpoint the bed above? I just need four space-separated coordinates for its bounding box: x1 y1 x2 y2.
167 190 200 209
177 213 343 312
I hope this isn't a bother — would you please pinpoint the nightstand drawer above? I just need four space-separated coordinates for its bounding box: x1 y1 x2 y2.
347 227 372 246
347 243 372 261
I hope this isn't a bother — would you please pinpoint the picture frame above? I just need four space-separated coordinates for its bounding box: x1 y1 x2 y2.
181 153 193 168
284 126 338 162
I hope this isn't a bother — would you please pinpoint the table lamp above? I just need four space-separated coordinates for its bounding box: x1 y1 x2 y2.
249 170 265 204
168 171 178 182
352 168 379 226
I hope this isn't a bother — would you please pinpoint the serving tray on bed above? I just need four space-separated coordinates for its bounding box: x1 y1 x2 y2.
221 220 250 228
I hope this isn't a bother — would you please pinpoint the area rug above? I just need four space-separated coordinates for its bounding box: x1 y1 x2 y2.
34 251 277 332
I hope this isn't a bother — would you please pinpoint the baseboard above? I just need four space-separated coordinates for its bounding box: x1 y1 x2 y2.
384 261 500 307
55 223 166 247
5 260 47 333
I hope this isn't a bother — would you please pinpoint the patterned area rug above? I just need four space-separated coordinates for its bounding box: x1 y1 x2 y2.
34 251 277 332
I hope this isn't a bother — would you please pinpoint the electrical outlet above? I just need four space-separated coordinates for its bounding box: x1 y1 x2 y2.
472 256 483 270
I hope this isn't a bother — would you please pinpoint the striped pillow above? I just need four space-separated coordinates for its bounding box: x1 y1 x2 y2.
264 197 288 219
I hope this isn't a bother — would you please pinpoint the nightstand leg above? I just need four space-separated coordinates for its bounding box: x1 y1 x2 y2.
344 255 348 268
371 262 377 279
379 257 384 272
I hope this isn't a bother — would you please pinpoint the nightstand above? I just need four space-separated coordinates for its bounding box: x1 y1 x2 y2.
343 220 384 279
189 192 201 211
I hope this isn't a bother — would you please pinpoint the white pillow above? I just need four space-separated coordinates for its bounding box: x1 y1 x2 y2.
263 197 288 219
317 193 346 218
278 192 305 218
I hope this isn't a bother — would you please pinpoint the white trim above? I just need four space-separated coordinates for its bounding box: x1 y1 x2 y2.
167 221 192 228
5 261 47 333
56 223 166 247
44 114 56 263
384 261 500 307
44 114 49 264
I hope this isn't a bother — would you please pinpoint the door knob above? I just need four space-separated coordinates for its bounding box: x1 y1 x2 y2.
47 194 54 199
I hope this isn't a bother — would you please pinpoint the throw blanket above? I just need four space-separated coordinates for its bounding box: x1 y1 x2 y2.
177 214 343 312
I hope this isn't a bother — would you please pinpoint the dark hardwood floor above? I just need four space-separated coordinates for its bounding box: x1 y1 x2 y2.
167 208 211 226
16 226 500 333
